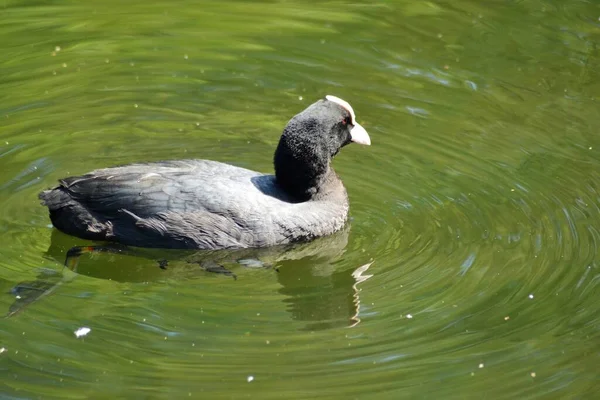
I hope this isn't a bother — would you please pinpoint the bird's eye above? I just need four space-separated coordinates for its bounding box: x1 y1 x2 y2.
341 117 349 126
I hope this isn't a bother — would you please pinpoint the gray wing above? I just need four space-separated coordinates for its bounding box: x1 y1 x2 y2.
59 159 290 218
126 202 346 249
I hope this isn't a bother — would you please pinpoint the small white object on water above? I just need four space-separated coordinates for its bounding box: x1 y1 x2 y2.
74 327 91 338
531 372 536 378
0 347 6 354
528 294 534 299
406 314 413 319
247 375 254 383
479 363 484 369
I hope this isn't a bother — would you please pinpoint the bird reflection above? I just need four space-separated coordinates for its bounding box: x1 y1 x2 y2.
275 259 373 330
6 226 373 330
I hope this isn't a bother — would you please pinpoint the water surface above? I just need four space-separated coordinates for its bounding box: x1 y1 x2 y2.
1 0 600 398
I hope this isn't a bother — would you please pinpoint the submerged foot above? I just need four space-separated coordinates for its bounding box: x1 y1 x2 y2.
196 261 237 280
65 244 128 270
157 259 169 270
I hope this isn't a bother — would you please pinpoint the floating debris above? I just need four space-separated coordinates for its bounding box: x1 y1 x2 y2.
531 372 536 378
504 316 510 321
247 375 254 383
0 347 6 354
74 327 91 338
528 294 534 299
479 363 484 369
406 314 413 319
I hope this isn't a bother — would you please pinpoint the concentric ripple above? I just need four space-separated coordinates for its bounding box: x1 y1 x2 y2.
2 0 600 399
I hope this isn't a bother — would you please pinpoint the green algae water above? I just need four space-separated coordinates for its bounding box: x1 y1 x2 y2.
1 0 600 398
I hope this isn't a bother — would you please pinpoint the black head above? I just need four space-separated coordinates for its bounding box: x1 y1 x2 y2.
274 95 371 200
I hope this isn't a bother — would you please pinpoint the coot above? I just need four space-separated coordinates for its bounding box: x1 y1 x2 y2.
39 95 371 249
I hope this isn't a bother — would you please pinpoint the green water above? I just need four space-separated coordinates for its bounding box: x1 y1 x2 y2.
2 0 600 398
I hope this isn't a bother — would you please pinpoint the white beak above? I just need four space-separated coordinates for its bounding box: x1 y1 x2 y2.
350 122 371 146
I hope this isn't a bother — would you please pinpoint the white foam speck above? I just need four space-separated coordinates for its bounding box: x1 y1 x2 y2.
74 327 91 338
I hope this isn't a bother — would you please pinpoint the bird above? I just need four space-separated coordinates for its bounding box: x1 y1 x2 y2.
39 95 371 250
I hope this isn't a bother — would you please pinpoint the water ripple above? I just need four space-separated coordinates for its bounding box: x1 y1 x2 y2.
1 0 600 398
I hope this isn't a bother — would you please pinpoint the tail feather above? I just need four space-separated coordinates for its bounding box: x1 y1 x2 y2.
39 186 113 241
39 187 69 210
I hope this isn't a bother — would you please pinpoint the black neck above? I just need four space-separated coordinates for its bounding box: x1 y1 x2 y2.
273 130 331 201
274 153 329 201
